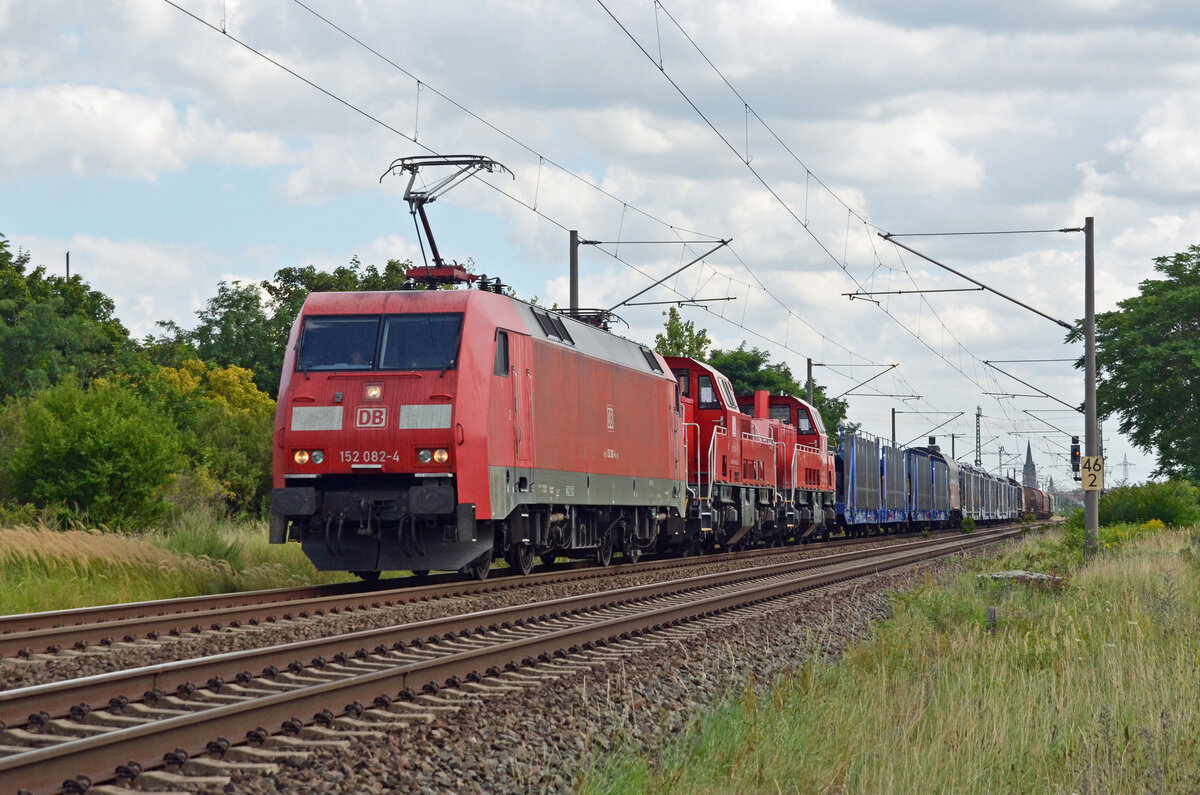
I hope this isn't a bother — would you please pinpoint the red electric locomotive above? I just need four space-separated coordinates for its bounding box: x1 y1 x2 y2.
269 271 686 579
665 356 836 551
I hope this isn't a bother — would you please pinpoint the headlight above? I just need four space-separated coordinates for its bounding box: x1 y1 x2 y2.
310 450 325 464
432 448 449 464
417 449 433 464
364 384 382 401
293 450 310 465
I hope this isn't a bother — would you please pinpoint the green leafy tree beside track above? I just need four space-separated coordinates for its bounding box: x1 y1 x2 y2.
654 306 711 359
653 307 851 434
0 235 131 400
708 343 851 434
1071 244 1200 480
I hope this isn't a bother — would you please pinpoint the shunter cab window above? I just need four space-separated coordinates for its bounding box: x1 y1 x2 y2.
717 377 738 408
297 312 464 372
796 411 815 434
811 410 826 435
769 405 791 424
696 375 720 410
672 368 690 397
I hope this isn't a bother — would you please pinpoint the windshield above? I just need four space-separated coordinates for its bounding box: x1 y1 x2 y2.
297 316 380 371
379 313 463 371
297 313 464 372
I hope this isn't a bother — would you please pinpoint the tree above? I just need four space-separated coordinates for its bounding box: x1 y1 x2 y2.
261 257 411 322
708 344 802 395
174 280 279 396
654 306 711 359
651 309 853 433
706 343 851 432
261 258 412 364
0 234 131 400
1071 244 1200 480
132 359 275 516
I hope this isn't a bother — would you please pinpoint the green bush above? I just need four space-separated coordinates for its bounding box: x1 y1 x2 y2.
960 516 976 533
190 399 273 517
6 381 185 528
1065 506 1084 531
1098 480 1200 527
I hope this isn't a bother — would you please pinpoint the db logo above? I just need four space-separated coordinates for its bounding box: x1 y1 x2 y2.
355 407 387 429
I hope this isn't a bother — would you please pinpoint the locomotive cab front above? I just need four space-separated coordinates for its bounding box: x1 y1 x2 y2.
269 291 491 576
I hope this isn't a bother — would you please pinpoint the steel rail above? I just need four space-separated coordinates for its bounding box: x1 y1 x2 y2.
0 529 971 659
0 528 1021 794
0 530 983 729
0 578 401 635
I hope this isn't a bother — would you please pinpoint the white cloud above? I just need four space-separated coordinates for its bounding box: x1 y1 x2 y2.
14 233 214 337
0 85 293 180
1110 95 1200 194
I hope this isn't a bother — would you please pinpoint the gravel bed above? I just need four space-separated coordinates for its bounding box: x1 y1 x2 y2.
0 535 930 693
212 544 1006 794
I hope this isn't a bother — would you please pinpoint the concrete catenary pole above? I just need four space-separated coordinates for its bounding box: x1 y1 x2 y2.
569 230 579 316
1084 217 1099 557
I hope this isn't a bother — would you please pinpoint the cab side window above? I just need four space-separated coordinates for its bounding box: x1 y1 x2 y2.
697 375 720 410
672 368 690 397
494 330 510 376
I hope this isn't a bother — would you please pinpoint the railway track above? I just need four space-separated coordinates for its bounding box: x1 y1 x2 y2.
0 526 1022 794
0 528 975 661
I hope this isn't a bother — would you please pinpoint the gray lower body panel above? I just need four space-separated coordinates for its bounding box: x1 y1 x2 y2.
488 465 685 519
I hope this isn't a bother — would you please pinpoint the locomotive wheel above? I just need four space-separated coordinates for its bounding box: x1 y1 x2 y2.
596 535 613 567
461 550 493 581
540 554 558 570
353 570 381 583
506 543 535 576
411 570 430 578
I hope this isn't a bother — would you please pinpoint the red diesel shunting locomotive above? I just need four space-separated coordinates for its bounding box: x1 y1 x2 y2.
667 356 836 551
269 271 687 579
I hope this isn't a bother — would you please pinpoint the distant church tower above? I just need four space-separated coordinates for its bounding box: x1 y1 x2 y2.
1022 442 1037 489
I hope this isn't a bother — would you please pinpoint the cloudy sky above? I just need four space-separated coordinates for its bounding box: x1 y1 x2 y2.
5 0 1198 487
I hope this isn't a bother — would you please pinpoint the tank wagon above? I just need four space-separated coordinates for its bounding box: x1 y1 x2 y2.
1022 485 1055 519
269 275 685 579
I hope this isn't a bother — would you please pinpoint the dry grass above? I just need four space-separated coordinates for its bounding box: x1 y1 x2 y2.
585 527 1200 794
0 519 346 615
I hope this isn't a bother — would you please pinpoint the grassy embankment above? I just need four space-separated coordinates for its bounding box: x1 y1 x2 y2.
584 520 1200 794
0 512 355 615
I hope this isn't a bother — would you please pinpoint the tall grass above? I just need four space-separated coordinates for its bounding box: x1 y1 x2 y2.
584 525 1200 794
0 511 354 616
